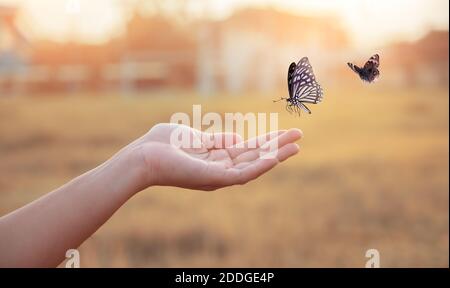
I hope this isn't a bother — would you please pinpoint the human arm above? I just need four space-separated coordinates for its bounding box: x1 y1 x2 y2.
0 123 302 267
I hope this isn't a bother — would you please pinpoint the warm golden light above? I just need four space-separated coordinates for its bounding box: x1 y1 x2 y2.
1 0 448 48
0 0 448 269
11 0 126 43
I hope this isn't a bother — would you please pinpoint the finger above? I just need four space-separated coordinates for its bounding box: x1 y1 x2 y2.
275 142 300 162
232 149 261 165
201 141 301 189
226 130 286 159
202 132 243 149
234 161 252 169
233 129 302 164
260 128 302 152
201 142 300 188
236 143 300 184
236 158 278 185
202 162 241 186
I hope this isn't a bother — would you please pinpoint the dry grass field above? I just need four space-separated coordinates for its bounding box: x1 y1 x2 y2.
0 85 448 267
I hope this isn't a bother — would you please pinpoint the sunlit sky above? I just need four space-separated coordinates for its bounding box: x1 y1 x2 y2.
1 0 448 49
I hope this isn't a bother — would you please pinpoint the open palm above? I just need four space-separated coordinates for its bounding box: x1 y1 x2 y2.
134 123 302 191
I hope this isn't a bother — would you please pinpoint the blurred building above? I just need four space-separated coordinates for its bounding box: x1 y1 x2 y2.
1 6 448 95
2 8 351 95
105 14 196 93
25 13 197 94
196 8 350 95
384 30 449 87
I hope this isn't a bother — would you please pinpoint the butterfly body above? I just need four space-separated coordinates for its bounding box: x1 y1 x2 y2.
347 54 380 83
275 57 323 115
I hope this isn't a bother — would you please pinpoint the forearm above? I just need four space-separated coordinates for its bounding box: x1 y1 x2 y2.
0 146 146 267
0 125 301 267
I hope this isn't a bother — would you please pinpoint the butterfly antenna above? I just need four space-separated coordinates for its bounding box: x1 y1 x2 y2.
273 97 286 103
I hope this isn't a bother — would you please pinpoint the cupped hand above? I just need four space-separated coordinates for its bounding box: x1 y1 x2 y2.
133 123 302 191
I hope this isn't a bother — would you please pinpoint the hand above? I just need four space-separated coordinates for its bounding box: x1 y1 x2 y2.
0 122 302 267
132 123 302 191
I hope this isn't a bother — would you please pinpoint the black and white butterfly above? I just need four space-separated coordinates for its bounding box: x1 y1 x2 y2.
347 54 380 83
274 57 323 115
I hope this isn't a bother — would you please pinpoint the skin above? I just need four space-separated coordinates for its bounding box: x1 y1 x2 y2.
0 123 302 267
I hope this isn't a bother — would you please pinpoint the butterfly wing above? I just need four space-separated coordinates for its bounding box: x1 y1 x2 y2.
292 57 323 105
362 54 380 82
287 62 297 98
348 54 380 82
347 62 361 74
364 54 380 69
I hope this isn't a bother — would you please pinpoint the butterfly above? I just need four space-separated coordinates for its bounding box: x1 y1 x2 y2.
347 54 380 83
274 57 323 115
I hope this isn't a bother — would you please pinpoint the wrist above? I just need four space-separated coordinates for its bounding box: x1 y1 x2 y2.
134 142 163 188
100 145 153 198
125 142 160 190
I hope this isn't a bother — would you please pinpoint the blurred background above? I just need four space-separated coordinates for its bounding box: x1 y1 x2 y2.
0 0 448 267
